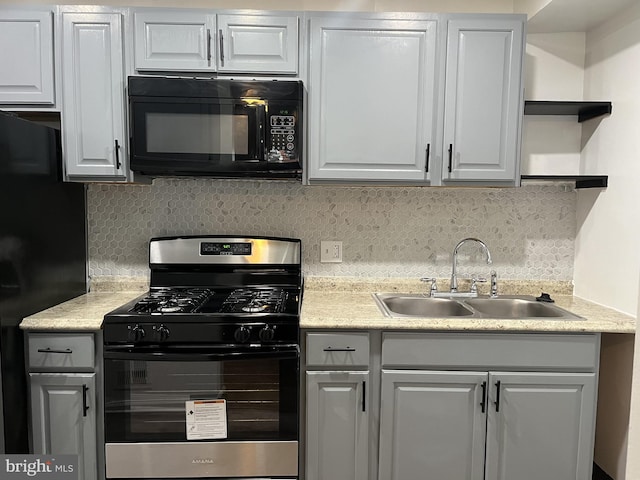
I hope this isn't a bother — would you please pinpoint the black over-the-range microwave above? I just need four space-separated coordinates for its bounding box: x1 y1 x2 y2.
128 76 303 179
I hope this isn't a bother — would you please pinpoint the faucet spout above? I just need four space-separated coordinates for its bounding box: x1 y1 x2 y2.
450 238 492 293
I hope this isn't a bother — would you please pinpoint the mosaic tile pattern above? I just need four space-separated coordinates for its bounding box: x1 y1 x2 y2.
87 179 576 281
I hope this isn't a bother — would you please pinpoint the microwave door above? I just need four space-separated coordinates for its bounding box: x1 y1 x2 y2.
130 100 261 174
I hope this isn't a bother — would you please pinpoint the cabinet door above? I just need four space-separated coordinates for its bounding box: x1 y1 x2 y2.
306 371 369 480
61 12 127 178
308 17 438 182
30 373 97 480
485 372 597 480
134 11 216 72
217 14 298 74
0 10 54 105
379 370 487 480
442 18 524 184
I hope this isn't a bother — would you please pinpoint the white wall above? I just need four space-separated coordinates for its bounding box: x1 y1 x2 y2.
576 2 640 316
521 32 585 175
577 3 640 478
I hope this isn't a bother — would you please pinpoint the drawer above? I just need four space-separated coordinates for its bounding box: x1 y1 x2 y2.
28 333 95 371
306 332 370 367
382 332 600 372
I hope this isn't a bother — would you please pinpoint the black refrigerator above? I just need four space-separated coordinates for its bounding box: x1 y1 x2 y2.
0 112 87 453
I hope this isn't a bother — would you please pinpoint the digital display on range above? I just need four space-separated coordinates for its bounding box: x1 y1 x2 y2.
200 242 252 256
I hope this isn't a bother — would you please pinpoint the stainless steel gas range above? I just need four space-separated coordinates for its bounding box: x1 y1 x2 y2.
102 236 302 480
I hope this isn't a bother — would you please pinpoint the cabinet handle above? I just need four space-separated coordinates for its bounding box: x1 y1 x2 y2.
114 139 121 169
323 347 356 352
37 348 72 354
82 384 89 417
448 143 453 173
362 381 366 412
425 143 430 173
219 29 224 66
494 380 501 412
207 29 212 63
480 381 487 413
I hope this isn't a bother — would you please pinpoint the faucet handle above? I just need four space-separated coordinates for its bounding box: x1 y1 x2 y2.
470 277 487 294
490 270 498 297
420 277 438 296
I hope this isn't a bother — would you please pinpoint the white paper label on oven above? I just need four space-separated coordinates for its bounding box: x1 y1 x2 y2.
185 399 228 440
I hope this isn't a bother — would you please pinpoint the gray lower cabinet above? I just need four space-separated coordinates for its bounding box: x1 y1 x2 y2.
306 371 369 480
304 332 371 480
378 370 487 480
379 369 596 480
304 331 599 480
27 332 99 480
29 373 97 480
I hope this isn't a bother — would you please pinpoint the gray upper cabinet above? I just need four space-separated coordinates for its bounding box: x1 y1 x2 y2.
61 10 128 180
217 14 298 74
306 13 525 186
133 10 299 74
0 9 55 106
307 16 438 183
442 17 525 185
133 10 217 72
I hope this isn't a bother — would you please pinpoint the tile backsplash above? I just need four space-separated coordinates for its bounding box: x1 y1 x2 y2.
87 179 576 281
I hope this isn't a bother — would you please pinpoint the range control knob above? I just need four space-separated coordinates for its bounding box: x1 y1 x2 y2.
234 326 251 344
156 324 171 342
128 324 146 342
258 325 276 342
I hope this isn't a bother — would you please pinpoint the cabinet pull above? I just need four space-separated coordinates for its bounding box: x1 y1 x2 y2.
425 143 430 172
219 29 224 66
480 381 487 413
82 385 89 417
37 348 72 354
494 380 501 412
207 29 212 63
114 139 121 169
362 381 366 412
323 347 356 352
448 143 453 172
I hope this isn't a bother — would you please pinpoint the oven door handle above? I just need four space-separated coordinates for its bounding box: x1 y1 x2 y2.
103 346 299 362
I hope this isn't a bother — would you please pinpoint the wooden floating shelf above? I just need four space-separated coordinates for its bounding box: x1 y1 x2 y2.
521 175 608 189
524 101 612 122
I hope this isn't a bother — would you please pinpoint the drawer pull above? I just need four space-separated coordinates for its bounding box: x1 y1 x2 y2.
37 348 73 354
323 347 356 352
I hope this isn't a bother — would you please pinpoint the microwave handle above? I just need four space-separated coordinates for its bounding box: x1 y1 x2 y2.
258 104 267 161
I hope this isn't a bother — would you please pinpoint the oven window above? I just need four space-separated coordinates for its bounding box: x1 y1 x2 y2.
104 355 298 443
145 113 249 155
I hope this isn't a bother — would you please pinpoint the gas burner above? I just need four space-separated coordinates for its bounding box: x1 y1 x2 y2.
130 288 214 314
221 288 287 314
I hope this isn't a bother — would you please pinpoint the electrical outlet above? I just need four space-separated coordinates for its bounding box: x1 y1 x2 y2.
320 241 343 263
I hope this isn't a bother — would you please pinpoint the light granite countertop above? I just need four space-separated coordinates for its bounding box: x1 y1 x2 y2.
19 276 636 333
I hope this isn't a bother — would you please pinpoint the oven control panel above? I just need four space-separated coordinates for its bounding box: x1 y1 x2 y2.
104 322 298 346
200 242 252 256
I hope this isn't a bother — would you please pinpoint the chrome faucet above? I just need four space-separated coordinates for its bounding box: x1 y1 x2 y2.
450 238 492 293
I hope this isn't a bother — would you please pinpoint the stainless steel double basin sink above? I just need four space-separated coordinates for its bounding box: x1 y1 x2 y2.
373 293 582 320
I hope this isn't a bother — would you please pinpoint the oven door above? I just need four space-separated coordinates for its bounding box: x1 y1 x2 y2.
103 345 299 478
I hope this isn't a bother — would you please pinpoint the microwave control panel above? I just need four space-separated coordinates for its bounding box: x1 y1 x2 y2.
269 115 297 162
